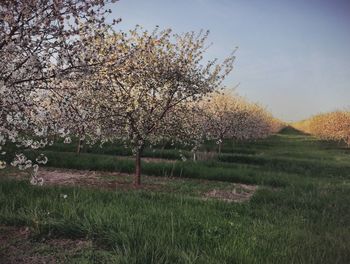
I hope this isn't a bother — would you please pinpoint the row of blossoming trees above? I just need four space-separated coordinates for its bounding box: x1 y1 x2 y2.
293 111 350 147
199 91 283 154
1 0 282 186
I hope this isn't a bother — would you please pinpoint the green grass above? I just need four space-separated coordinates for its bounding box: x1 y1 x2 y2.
26 151 291 187
1 129 350 263
45 139 190 160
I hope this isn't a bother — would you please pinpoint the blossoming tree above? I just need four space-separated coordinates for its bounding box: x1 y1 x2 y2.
80 27 235 185
0 0 119 181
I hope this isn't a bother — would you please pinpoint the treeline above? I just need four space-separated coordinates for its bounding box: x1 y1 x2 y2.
199 91 284 153
293 111 350 147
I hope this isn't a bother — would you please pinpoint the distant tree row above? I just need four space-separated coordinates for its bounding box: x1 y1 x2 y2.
199 91 283 154
293 111 350 147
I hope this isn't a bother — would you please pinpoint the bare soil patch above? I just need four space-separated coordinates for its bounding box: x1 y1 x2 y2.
203 184 258 202
0 226 91 264
37 168 163 191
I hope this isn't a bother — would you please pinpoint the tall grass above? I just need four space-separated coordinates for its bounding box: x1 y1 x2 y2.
1 129 350 263
0 179 349 263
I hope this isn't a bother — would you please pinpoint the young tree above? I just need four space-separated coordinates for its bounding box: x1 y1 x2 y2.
81 27 235 186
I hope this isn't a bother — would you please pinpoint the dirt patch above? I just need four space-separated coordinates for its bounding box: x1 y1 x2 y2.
3 167 259 201
36 168 163 191
203 184 257 203
38 168 109 185
0 225 31 242
0 225 91 264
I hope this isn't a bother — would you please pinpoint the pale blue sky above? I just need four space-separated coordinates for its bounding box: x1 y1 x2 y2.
109 0 350 121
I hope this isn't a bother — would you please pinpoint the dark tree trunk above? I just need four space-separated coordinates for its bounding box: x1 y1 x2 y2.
218 141 222 155
134 148 142 186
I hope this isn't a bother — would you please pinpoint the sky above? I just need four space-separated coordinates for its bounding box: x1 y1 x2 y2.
109 0 350 122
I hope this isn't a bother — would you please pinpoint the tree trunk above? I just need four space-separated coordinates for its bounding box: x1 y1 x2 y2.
76 138 83 154
134 148 142 186
218 141 222 155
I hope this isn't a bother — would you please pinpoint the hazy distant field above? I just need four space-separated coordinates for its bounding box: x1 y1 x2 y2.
0 127 349 263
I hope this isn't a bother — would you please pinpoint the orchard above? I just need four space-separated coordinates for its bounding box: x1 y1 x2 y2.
0 1 349 263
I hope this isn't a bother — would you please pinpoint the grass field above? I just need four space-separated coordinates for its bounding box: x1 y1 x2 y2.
0 127 350 263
